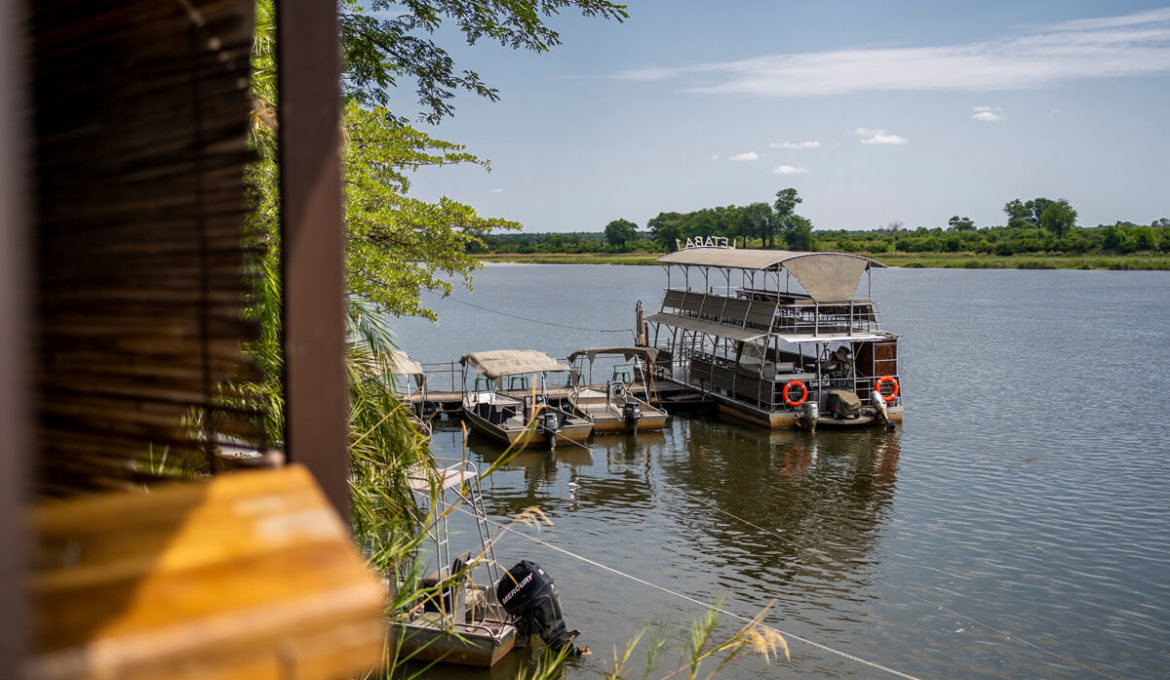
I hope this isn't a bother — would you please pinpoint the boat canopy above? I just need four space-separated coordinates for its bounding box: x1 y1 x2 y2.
460 349 570 380
388 350 424 376
567 346 659 364
657 249 886 303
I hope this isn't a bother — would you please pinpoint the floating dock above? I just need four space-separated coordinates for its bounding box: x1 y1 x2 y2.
403 361 709 414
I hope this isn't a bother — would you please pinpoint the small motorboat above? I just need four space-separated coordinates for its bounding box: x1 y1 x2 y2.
566 347 669 434
460 350 593 449
392 458 518 667
392 458 584 667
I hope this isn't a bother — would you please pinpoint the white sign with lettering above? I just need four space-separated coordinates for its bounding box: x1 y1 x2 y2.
676 236 734 251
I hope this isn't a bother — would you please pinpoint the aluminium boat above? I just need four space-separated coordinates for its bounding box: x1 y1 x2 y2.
566 346 669 434
460 350 593 448
392 458 519 667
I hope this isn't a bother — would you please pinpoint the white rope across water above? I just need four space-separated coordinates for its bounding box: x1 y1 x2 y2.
466 509 930 680
427 292 631 335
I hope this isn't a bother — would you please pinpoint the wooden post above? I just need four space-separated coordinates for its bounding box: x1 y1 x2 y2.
276 0 350 519
0 0 30 672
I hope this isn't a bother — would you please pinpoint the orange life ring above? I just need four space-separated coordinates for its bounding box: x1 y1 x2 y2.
876 376 899 402
783 380 808 408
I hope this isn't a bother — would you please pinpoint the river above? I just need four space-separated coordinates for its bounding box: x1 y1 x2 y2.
390 264 1170 680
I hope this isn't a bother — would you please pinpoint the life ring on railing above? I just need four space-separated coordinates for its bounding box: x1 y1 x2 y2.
783 380 808 408
876 376 899 402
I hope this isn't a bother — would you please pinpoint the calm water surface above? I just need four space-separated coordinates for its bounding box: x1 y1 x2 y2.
392 265 1170 680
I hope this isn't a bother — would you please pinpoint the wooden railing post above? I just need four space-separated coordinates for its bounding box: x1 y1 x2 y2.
276 0 350 518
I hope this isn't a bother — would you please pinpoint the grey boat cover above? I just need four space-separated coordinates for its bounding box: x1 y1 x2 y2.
657 249 884 303
566 346 659 364
460 349 570 380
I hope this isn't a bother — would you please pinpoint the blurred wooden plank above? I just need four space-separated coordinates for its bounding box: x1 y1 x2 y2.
30 465 385 680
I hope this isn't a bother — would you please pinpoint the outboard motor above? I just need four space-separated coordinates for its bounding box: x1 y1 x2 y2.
539 410 561 448
496 561 581 655
622 401 642 433
871 389 895 430
800 401 819 432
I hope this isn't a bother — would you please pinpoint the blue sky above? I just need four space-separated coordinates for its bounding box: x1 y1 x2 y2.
408 1 1170 232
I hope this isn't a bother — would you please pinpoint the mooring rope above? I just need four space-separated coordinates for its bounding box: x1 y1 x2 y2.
424 291 631 335
685 496 1124 680
463 508 930 680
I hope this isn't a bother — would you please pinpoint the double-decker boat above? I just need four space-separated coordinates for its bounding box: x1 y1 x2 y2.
645 245 903 430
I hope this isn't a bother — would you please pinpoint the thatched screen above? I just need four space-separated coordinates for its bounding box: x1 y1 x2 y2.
31 0 264 493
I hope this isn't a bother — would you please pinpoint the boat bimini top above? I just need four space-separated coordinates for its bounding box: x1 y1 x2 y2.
657 248 886 304
565 346 659 365
460 350 571 380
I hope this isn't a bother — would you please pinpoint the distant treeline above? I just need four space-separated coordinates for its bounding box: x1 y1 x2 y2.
470 189 1170 257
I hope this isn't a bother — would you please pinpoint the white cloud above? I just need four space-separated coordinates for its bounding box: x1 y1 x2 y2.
611 8 1170 96
730 151 759 161
773 165 809 174
972 106 1007 121
490 187 504 193
860 134 907 145
854 128 907 145
769 140 821 149
710 154 719 160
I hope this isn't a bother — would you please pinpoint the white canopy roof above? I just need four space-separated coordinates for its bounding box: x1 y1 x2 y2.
387 350 423 375
567 346 660 364
657 249 885 303
460 349 570 379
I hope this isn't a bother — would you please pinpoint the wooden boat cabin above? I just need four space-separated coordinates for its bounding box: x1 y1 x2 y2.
646 245 903 430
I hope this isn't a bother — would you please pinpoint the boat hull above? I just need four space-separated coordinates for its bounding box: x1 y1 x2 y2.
714 395 903 430
392 617 516 667
464 407 593 449
583 410 668 434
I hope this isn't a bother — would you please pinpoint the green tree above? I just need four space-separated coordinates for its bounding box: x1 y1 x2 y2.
1003 199 1033 229
603 218 639 250
738 203 774 247
772 188 803 248
784 215 816 251
1038 199 1077 241
948 215 975 231
648 212 686 251
340 0 628 123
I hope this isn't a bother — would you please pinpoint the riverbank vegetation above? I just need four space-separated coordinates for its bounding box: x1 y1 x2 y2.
471 189 1170 269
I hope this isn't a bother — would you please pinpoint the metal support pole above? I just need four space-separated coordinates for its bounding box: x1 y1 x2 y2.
277 0 350 518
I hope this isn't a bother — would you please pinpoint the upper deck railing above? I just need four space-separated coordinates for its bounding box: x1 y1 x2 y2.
654 288 882 338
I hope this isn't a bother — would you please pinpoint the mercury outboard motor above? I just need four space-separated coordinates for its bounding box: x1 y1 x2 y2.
622 401 642 433
539 411 560 448
496 561 581 655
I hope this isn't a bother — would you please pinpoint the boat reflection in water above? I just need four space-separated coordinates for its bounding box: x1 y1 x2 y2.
656 417 901 598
